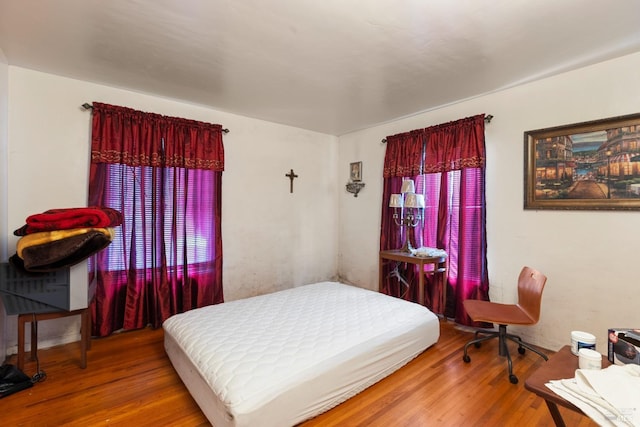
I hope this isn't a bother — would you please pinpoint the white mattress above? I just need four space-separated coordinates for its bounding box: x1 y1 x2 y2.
163 281 439 427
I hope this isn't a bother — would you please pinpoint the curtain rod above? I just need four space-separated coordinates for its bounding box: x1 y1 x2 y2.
81 103 230 134
380 114 493 143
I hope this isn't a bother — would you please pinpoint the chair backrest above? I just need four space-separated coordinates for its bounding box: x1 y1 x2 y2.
516 266 547 323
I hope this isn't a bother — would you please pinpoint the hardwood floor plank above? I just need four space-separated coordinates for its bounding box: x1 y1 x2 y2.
0 319 598 426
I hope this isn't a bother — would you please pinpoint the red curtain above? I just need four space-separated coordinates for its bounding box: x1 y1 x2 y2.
380 114 489 325
423 116 486 173
88 103 224 336
90 102 224 170
382 130 424 178
380 131 424 248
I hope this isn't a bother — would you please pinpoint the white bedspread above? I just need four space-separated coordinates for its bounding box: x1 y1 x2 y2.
163 281 440 426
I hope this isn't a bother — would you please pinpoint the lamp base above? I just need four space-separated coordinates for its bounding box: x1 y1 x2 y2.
400 239 415 253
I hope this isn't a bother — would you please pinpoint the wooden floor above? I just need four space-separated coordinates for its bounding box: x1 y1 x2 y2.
1 320 596 426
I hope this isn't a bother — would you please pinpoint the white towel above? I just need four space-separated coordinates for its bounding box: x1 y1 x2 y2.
546 364 640 427
411 247 447 258
547 378 622 426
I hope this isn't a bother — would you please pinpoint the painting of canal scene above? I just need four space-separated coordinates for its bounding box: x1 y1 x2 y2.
524 113 640 210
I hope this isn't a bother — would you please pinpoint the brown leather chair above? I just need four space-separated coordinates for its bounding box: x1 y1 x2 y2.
462 266 548 384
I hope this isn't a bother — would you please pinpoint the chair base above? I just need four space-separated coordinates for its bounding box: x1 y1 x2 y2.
462 324 548 384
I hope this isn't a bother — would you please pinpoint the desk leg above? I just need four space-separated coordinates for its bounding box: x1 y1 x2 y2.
418 265 425 306
545 401 567 427
440 260 447 316
17 316 25 371
379 255 383 293
30 320 38 361
80 309 89 369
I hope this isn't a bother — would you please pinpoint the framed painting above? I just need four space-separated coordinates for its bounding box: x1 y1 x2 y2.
350 161 362 182
524 113 640 210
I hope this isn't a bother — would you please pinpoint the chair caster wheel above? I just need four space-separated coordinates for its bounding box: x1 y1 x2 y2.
509 374 518 384
518 347 525 355
463 354 471 363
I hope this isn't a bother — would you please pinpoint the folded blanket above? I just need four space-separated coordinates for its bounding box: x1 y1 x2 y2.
576 364 640 426
412 247 448 258
16 228 114 258
13 207 122 236
19 229 114 272
547 364 640 426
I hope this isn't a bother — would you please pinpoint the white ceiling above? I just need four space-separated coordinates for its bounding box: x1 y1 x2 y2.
1 0 640 136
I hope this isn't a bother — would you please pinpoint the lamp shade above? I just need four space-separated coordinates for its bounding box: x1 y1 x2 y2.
400 179 415 194
389 194 404 208
404 193 425 209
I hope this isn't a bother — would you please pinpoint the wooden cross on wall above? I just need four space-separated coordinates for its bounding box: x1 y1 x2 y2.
285 169 298 193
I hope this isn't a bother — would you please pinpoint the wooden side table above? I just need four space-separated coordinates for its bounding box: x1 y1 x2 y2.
379 249 447 314
524 345 611 426
17 308 91 370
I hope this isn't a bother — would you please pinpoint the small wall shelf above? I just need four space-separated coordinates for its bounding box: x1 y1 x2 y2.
346 181 365 197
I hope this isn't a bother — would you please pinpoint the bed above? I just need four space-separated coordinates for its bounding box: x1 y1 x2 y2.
163 281 440 427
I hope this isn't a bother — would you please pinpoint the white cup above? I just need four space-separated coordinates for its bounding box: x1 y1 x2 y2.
571 331 596 355
578 348 602 370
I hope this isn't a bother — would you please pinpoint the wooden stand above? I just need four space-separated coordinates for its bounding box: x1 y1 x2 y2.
379 249 447 314
525 345 611 426
17 308 91 370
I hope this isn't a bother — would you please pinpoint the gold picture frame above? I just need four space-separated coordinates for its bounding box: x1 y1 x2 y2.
350 161 362 182
524 113 640 210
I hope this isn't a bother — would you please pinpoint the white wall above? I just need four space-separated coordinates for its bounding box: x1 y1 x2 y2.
338 51 640 352
3 67 338 354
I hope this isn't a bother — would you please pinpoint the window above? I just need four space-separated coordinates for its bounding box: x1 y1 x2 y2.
98 164 215 271
88 102 224 336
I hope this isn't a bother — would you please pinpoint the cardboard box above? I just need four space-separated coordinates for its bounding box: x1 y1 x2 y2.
608 328 640 365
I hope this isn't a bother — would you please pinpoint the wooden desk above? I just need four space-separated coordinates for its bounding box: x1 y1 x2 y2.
17 308 91 370
379 249 447 313
524 345 611 426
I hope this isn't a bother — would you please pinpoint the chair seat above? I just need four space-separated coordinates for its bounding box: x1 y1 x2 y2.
464 300 535 326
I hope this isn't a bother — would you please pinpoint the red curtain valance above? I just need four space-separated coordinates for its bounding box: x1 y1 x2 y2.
383 114 486 177
423 114 485 173
382 130 424 178
90 102 225 171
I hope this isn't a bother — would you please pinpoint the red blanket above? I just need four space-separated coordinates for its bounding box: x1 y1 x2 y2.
13 207 122 236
